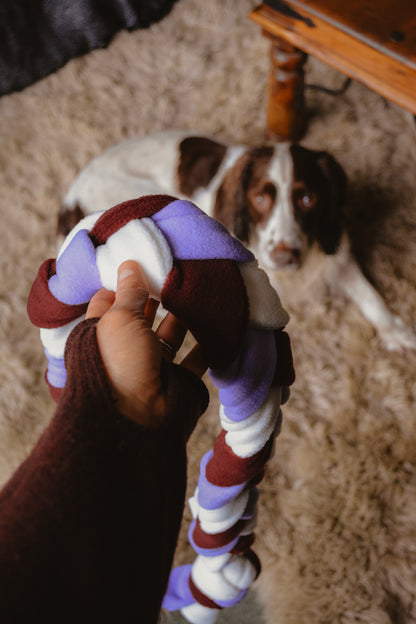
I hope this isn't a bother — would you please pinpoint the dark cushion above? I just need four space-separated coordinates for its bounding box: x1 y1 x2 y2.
0 0 178 96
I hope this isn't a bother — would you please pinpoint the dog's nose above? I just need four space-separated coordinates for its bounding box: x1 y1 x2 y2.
270 241 301 268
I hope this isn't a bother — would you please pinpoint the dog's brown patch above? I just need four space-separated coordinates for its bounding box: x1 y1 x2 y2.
178 136 227 196
214 147 274 242
57 203 86 237
290 144 346 254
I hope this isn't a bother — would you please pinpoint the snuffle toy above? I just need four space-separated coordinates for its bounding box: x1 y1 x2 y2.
27 194 295 624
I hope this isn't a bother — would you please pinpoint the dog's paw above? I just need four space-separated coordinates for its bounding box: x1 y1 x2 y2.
380 316 416 352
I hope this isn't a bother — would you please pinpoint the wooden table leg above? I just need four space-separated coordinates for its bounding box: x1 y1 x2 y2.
263 32 307 141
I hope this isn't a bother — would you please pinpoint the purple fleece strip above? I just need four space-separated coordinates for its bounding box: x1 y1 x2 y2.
208 354 241 388
210 328 276 422
163 563 247 611
162 565 194 610
197 451 247 510
152 199 254 262
49 229 103 305
45 349 66 388
188 520 241 557
189 488 259 557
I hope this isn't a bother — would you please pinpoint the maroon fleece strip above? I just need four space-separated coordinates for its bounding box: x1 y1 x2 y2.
230 533 255 554
27 259 88 329
161 259 249 370
191 518 246 550
189 577 223 611
274 330 296 387
205 430 275 487
45 373 63 403
89 194 176 246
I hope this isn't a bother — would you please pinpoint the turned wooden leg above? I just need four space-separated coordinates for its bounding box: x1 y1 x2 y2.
264 32 307 141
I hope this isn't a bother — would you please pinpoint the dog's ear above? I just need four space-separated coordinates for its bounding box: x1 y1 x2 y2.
178 136 227 197
315 151 347 255
213 152 253 242
57 203 85 238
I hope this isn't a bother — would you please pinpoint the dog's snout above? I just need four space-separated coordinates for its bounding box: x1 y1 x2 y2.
270 241 301 268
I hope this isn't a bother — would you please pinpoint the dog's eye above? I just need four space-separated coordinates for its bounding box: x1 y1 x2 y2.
255 194 266 207
299 191 317 210
253 184 276 214
255 193 272 213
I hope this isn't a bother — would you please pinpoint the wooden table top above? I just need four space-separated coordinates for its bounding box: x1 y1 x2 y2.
264 0 416 68
252 1 416 114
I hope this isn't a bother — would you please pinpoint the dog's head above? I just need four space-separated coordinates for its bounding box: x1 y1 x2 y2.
214 143 347 271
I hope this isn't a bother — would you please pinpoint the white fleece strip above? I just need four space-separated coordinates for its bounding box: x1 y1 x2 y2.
57 211 105 258
198 553 232 573
189 492 256 538
95 218 173 299
192 557 240 602
40 316 85 359
192 489 250 535
239 261 289 329
221 386 282 458
188 488 200 520
191 554 257 602
181 603 220 624
222 555 258 591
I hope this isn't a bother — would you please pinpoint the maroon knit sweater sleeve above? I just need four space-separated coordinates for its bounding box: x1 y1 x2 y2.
0 319 209 623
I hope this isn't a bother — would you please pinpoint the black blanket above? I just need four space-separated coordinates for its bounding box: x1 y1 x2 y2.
0 0 178 96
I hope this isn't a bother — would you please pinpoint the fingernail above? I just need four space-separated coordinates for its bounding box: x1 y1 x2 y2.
118 268 135 282
118 262 138 282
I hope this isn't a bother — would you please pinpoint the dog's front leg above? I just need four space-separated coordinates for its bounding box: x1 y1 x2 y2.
334 254 416 351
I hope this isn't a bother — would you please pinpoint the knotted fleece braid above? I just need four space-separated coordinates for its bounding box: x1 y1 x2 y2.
27 195 295 624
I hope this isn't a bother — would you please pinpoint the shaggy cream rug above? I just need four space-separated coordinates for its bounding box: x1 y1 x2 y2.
1 1 415 622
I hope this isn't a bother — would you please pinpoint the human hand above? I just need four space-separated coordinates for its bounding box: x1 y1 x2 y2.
86 260 207 426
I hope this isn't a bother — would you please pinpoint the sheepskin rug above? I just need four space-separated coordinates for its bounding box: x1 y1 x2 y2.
1 1 415 622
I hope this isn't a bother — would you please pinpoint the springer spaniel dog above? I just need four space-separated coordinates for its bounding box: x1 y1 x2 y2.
58 130 416 351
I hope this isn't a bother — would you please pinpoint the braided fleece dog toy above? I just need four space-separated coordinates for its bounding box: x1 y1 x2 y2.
27 195 295 624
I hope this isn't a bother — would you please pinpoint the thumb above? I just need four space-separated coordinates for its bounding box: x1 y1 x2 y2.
114 260 150 315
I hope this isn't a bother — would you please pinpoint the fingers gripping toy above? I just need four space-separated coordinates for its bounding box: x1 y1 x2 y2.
28 195 295 624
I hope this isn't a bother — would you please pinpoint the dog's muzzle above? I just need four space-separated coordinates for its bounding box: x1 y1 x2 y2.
269 241 301 269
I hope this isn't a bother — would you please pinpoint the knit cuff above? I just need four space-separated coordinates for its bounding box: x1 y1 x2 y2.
62 317 115 410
